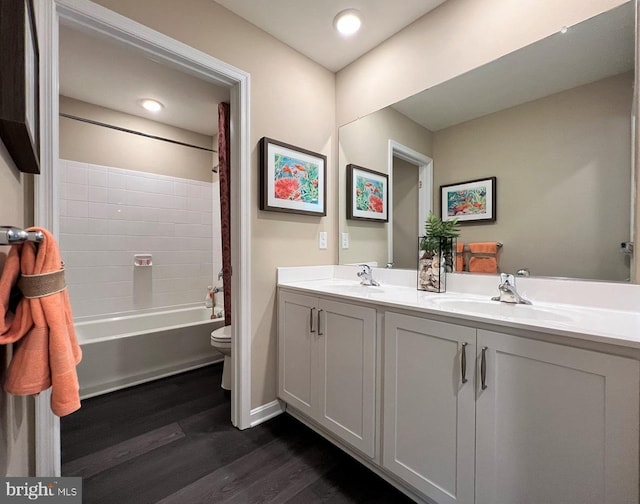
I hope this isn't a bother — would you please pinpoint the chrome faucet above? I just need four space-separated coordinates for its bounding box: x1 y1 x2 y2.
491 273 531 304
357 264 380 286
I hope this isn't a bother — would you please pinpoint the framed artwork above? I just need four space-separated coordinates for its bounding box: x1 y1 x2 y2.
346 164 388 222
259 137 326 216
0 0 40 174
440 176 496 223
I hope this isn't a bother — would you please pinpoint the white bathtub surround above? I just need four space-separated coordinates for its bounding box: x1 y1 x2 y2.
59 159 222 318
277 265 640 348
75 305 224 398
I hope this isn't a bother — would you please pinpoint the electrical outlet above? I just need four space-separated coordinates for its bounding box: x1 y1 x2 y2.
341 232 349 249
319 231 328 249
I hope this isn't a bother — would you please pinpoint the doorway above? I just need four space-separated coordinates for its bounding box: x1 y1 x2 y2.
392 156 420 269
387 140 433 268
34 0 251 476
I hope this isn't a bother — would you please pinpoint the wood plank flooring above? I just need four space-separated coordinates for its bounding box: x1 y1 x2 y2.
61 364 414 503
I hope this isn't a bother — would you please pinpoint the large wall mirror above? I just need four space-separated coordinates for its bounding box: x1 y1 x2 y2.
339 1 635 282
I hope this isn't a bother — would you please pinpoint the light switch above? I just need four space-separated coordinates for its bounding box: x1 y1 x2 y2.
341 232 349 249
319 231 328 249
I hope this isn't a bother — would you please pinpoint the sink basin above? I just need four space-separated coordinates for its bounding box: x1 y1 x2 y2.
303 280 387 296
331 284 386 295
429 298 576 324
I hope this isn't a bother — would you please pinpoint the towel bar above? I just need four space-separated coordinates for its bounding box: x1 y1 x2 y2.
0 226 44 245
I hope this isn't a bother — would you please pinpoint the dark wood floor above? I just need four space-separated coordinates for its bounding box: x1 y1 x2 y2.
61 364 414 503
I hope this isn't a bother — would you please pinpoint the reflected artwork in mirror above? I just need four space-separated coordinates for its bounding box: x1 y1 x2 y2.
338 1 634 282
346 164 389 222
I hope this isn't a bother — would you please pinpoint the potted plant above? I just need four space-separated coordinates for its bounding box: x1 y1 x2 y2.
418 211 460 292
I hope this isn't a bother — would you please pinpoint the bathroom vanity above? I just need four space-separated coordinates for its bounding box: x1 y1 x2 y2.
277 266 640 504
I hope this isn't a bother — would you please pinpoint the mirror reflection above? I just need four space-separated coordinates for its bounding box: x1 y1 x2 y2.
338 2 634 282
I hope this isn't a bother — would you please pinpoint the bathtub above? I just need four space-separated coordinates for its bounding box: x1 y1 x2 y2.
74 306 224 399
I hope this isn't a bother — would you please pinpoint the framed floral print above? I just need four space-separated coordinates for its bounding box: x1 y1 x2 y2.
259 137 327 216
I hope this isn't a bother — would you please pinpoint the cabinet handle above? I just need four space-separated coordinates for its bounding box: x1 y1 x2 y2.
317 309 324 336
481 346 488 390
310 307 316 333
461 342 468 384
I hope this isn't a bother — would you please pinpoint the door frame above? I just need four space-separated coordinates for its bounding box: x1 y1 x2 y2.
387 140 433 267
34 0 252 476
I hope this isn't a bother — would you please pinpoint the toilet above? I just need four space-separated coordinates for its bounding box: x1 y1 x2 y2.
210 325 232 390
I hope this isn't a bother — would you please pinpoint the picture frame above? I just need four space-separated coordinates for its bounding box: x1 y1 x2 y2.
346 164 389 222
440 176 496 223
259 137 327 216
0 0 40 174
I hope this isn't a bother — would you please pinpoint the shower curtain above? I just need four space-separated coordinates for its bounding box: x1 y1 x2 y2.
218 103 232 327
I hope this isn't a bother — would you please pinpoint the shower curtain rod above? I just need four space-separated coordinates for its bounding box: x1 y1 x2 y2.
60 113 217 153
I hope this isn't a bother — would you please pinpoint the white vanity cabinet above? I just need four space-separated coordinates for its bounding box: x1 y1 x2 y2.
277 289 377 457
383 312 639 504
475 329 639 504
383 312 476 504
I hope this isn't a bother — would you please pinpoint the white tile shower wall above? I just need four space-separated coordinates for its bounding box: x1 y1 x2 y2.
59 159 221 318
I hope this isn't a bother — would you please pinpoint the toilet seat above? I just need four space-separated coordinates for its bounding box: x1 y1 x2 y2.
211 337 231 348
211 325 232 347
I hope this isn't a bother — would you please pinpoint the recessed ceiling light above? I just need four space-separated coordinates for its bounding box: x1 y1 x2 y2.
334 9 362 36
560 26 569 34
140 99 163 112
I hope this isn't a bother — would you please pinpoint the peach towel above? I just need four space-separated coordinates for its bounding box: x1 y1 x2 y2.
0 228 82 416
456 242 464 272
468 242 499 274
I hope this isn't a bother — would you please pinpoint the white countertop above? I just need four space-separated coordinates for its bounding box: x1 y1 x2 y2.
278 268 640 350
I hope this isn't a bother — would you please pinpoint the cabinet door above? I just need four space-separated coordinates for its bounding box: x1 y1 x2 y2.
383 312 476 504
277 290 317 417
476 330 639 504
317 298 377 457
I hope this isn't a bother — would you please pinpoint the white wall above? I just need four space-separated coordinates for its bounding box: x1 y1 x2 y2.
59 160 219 318
0 140 34 476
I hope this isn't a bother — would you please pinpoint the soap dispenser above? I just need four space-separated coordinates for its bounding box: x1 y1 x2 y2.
205 286 214 308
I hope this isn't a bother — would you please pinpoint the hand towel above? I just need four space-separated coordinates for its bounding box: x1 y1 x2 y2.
456 242 465 272
468 242 499 274
1 228 82 416
0 246 25 340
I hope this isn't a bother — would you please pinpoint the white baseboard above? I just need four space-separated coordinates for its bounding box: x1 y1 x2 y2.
249 399 286 427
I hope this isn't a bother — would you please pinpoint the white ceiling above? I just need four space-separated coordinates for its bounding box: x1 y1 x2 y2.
213 0 447 72
59 24 229 136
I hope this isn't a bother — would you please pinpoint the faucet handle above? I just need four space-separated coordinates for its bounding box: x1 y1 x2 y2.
500 273 515 285
358 264 371 273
